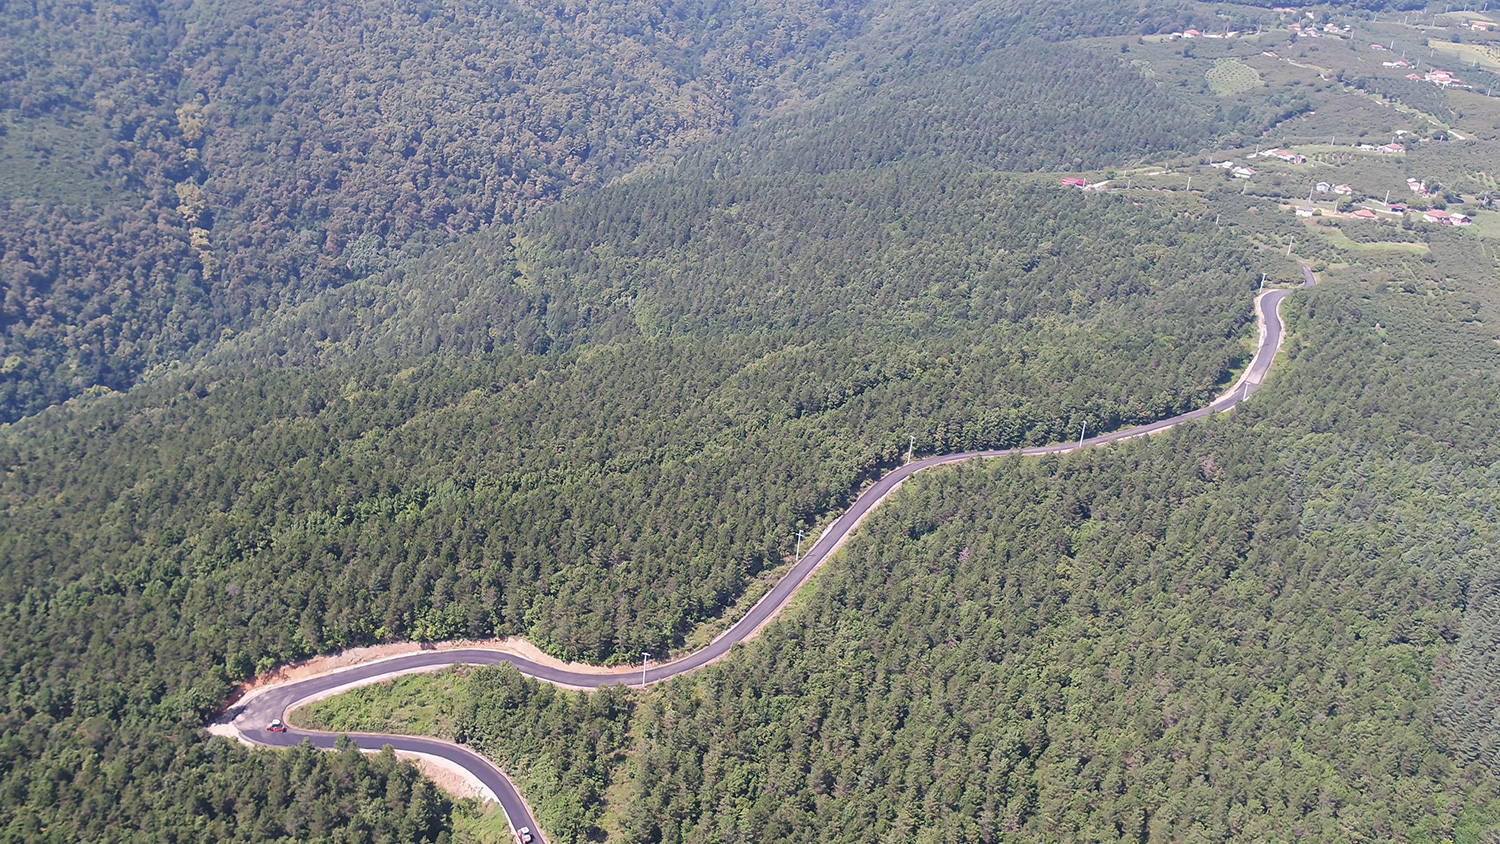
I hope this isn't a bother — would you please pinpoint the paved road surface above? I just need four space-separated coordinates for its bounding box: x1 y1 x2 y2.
226 270 1315 843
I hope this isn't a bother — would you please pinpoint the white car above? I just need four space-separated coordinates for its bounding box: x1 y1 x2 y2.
517 827 534 843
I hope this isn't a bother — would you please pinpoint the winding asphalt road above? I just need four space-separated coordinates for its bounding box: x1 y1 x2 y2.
224 268 1315 843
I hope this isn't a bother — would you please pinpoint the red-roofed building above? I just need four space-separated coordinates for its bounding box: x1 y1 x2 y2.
1352 209 1378 221
1423 209 1451 224
1061 178 1087 188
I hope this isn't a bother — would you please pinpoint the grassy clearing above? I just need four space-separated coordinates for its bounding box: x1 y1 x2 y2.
1433 41 1500 73
1207 58 1262 95
453 805 517 843
1468 210 1500 238
296 669 464 737
1304 219 1430 253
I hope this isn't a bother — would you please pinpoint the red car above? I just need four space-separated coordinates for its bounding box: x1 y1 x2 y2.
267 719 287 733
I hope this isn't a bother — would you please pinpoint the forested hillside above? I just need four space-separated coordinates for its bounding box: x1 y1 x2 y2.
0 0 863 422
608 272 1500 842
0 172 1263 706
0 726 459 842
308 269 1500 841
0 0 1228 423
0 2 1283 828
678 42 1235 178
8 0 1500 840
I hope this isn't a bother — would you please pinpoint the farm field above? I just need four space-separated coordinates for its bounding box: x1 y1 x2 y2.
1207 58 1263 95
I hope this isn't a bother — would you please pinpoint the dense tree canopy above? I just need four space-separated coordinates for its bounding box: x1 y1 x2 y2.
5 0 1500 839
0 0 1226 423
310 269 1500 842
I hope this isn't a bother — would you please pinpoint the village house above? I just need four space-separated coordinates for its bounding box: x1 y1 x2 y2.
1060 178 1087 188
1352 209 1379 221
1333 184 1353 196
1380 143 1405 154
1295 207 1315 217
1423 209 1451 224
1232 166 1257 179
1315 182 1332 193
1259 149 1307 164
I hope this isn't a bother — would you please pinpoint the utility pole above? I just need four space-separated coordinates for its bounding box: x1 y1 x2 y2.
1385 189 1391 204
1260 272 1267 291
795 529 805 562
906 435 915 465
1215 213 1221 226
1078 420 1088 446
1286 237 1295 256
1186 175 1193 191
641 653 650 687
